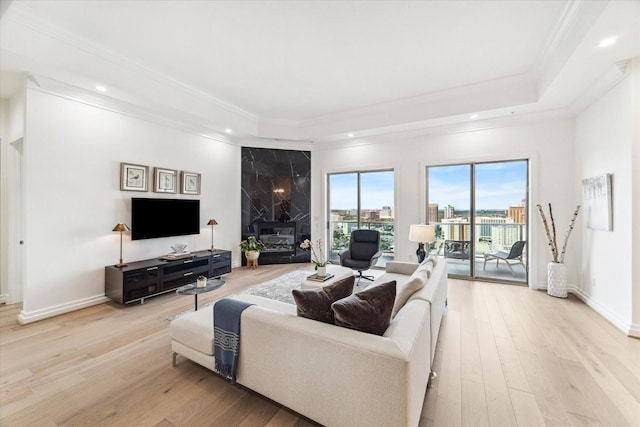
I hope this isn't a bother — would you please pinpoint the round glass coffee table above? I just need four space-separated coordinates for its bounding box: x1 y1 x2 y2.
176 279 225 311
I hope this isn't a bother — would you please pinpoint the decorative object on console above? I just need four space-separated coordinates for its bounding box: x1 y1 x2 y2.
112 223 130 267
120 162 149 192
300 238 328 275
196 275 207 288
181 171 201 195
153 167 178 193
171 243 188 254
207 219 218 251
408 224 436 263
536 203 581 298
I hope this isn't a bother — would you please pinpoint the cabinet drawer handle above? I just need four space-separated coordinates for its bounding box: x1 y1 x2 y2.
183 259 193 264
147 267 158 271
183 272 193 277
213 254 220 258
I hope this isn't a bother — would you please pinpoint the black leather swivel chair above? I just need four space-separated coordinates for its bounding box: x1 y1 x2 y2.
339 229 382 282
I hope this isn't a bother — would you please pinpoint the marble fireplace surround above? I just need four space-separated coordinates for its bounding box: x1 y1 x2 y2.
241 147 311 265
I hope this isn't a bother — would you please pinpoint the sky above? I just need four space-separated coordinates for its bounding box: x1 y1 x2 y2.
328 161 527 211
329 170 394 210
428 161 527 211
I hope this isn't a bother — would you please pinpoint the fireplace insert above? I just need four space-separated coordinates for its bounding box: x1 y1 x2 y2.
257 222 296 254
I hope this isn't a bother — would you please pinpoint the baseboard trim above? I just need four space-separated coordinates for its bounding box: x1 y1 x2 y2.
628 324 640 339
568 286 635 337
17 295 110 325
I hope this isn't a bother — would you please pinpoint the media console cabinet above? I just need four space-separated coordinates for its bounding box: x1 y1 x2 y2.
105 249 231 304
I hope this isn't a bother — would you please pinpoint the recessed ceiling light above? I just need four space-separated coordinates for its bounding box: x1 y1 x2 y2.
599 37 617 48
470 114 479 120
225 129 232 134
348 133 354 138
95 85 107 92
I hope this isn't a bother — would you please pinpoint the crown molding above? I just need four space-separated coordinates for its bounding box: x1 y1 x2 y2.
26 74 238 146
531 0 609 96
301 73 538 141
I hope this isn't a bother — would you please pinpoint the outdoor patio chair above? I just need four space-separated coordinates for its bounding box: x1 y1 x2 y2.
483 240 527 276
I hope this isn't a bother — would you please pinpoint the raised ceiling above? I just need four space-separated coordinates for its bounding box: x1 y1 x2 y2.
1 0 638 143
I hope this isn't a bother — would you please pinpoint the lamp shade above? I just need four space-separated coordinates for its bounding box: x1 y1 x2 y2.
408 224 435 243
112 223 130 232
207 219 218 226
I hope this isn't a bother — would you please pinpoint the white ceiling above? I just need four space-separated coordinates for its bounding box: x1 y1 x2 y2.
1 0 639 142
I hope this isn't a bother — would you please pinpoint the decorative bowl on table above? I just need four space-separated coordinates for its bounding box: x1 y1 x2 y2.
171 244 187 254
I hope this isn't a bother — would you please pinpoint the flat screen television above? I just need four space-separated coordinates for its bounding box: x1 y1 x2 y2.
131 198 200 240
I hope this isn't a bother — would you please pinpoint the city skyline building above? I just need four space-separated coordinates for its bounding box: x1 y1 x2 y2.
428 203 438 223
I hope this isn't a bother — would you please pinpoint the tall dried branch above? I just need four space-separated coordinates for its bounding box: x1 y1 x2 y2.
536 204 558 262
559 205 581 263
548 203 558 261
537 203 580 263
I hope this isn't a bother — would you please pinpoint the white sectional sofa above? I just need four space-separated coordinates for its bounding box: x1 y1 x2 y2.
170 258 447 427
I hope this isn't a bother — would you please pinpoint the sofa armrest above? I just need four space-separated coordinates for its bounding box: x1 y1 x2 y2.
385 261 419 276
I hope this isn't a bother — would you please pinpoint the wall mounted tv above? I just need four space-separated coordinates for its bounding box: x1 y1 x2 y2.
131 198 200 240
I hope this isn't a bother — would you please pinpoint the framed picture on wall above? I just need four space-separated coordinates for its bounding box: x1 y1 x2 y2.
181 171 201 195
120 162 149 192
153 167 178 193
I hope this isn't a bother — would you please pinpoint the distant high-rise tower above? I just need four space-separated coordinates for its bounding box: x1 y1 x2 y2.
428 203 439 223
507 205 526 224
444 205 455 219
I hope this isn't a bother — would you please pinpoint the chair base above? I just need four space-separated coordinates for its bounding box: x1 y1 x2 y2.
355 270 375 283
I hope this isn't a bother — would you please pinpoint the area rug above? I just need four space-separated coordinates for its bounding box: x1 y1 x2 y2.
167 269 368 321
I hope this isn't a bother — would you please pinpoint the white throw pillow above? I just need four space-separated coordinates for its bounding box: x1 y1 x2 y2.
391 269 428 318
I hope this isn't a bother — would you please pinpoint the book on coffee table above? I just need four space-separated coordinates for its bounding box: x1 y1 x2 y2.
305 273 335 282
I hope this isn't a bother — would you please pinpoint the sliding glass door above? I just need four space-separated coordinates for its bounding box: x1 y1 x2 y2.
427 160 528 284
328 170 394 267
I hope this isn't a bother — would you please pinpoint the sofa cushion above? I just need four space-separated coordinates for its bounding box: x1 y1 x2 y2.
331 280 396 336
292 275 355 324
391 269 428 318
416 260 434 278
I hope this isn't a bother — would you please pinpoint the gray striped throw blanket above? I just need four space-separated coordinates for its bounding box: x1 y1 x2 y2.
213 298 254 384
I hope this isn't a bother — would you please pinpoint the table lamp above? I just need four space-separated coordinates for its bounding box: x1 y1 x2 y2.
409 224 435 263
112 223 130 267
207 219 218 251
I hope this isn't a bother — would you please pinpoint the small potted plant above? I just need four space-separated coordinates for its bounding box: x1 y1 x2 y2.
239 235 265 263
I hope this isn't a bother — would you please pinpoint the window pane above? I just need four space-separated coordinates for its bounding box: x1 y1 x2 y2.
428 164 471 277
360 170 394 266
328 173 358 262
475 160 528 282
328 170 395 267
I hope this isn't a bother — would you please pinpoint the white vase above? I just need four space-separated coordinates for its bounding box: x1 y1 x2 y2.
246 250 260 260
317 265 327 277
547 262 568 298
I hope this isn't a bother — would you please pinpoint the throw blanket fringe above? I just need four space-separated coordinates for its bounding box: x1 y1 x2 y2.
213 298 254 384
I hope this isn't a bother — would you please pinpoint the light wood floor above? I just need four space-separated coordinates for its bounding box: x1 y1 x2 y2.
1 264 639 426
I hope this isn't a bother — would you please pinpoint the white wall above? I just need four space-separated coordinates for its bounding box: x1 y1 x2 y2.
574 64 639 336
19 86 241 323
312 119 576 290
